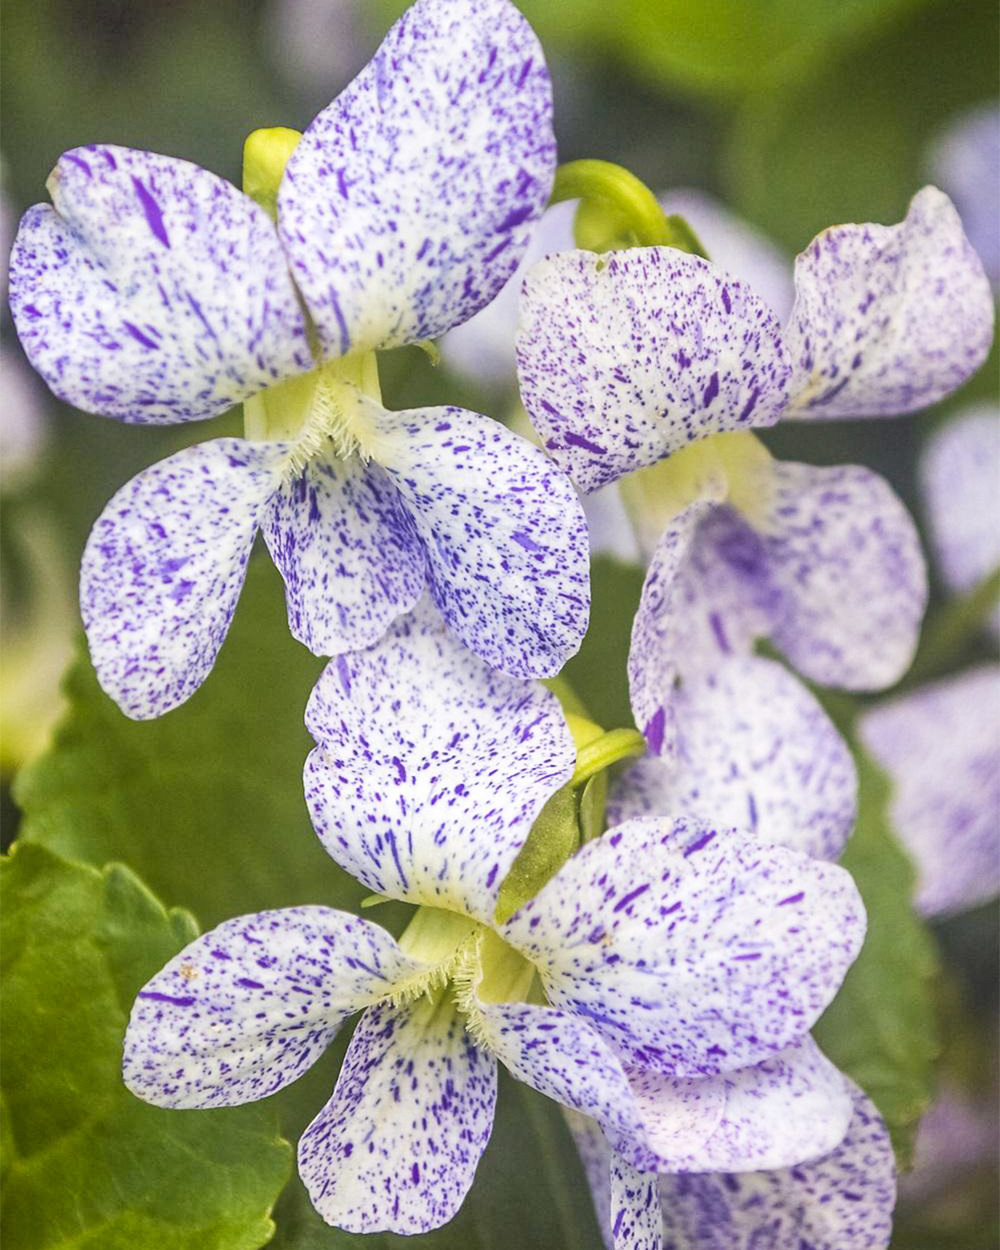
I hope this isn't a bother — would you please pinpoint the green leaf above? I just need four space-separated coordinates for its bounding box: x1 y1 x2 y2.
268 1070 605 1249
814 746 940 1166
13 554 398 933
0 842 291 1250
560 556 645 733
727 0 999 252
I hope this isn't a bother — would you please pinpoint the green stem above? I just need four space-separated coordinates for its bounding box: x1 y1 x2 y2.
904 567 1000 688
570 727 646 787
550 159 706 254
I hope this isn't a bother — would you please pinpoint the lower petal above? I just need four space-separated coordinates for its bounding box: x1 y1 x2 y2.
262 452 425 655
762 461 927 691
611 656 857 861
298 993 496 1234
81 438 284 719
610 1156 662 1250
658 1083 895 1250
377 406 590 678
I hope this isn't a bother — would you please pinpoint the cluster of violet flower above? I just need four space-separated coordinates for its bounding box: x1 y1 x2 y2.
8 0 996 1245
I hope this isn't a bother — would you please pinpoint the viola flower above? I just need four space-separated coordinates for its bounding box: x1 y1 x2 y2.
124 601 865 1234
568 1080 896 1250
857 408 1000 918
517 188 994 792
9 0 589 720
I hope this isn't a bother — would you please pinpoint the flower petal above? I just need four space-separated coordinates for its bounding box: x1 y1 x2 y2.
785 186 994 419
298 993 496 1234
610 1156 663 1250
123 906 422 1109
928 104 1000 287
81 438 285 719
638 1037 853 1173
503 817 866 1077
760 462 927 691
516 247 790 494
610 656 857 861
376 406 590 678
304 598 575 921
920 406 1000 639
277 0 555 357
859 665 1000 917
261 452 425 655
10 145 310 424
472 999 655 1168
658 1083 895 1250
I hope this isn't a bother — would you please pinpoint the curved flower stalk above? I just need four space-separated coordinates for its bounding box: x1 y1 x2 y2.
9 0 589 720
517 188 995 805
858 408 1000 918
124 600 866 1234
568 1081 896 1250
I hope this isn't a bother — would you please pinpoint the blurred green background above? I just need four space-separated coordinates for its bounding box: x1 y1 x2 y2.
1 2 997 1247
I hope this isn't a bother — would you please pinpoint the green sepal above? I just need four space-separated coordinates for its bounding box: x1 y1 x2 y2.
243 126 301 218
493 785 580 924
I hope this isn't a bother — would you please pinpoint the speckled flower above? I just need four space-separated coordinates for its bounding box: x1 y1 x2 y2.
568 1079 896 1250
858 408 1000 918
124 601 865 1234
517 188 996 790
9 0 589 720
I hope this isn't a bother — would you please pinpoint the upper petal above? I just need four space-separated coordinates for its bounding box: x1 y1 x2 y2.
858 665 1000 917
503 817 866 1077
9 145 311 424
298 993 496 1234
761 461 927 691
277 0 555 357
261 452 425 656
785 186 995 419
920 406 1000 639
81 438 285 719
516 247 791 494
657 1083 895 1250
304 598 575 921
123 906 423 1109
611 656 857 862
376 406 590 678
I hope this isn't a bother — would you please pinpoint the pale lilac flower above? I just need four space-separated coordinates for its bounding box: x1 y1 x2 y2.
858 410 1000 918
568 1081 896 1250
124 601 865 1234
9 0 589 720
518 189 995 790
928 102 1000 287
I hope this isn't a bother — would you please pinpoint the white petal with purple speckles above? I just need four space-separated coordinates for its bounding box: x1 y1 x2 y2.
377 406 590 678
81 438 285 719
503 817 866 1078
9 145 310 424
277 0 555 358
304 599 575 920
261 450 425 655
610 1156 662 1250
761 462 927 691
298 992 496 1234
920 407 1000 640
472 998 656 1168
658 1083 896 1250
785 186 994 419
123 906 423 1109
611 656 856 861
564 1111 616 1250
635 1037 852 1173
516 248 790 494
859 665 1000 916
928 104 1000 287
